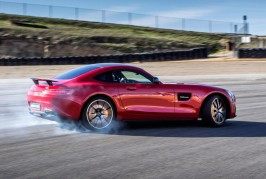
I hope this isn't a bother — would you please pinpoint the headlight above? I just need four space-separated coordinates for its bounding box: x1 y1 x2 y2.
227 90 236 102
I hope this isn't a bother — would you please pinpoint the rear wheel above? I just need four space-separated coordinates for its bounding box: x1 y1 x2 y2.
202 95 227 127
81 97 116 131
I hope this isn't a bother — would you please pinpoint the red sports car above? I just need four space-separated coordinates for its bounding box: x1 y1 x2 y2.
27 63 236 131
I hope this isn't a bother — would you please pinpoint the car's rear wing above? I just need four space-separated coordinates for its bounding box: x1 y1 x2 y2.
31 78 58 86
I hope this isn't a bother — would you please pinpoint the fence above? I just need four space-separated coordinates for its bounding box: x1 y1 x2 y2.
238 48 266 58
0 48 207 66
0 1 244 34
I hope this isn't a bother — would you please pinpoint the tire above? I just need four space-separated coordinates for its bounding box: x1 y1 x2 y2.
201 95 227 127
81 96 116 131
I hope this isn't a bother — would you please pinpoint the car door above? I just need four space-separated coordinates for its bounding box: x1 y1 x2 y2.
174 84 199 119
115 69 175 119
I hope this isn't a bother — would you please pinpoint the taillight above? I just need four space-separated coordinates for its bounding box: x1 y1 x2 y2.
42 86 72 95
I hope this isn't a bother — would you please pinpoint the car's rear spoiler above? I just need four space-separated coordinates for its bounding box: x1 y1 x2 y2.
31 78 58 86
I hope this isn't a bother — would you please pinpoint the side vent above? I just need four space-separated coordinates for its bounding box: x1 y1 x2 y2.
178 93 192 101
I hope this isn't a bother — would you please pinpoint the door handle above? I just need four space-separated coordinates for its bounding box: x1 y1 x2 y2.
157 92 172 96
126 86 137 90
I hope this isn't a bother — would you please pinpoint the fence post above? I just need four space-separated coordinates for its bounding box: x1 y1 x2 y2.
49 5 53 18
75 8 79 20
23 3 27 15
182 18 186 30
102 10 106 22
128 13 132 25
209 21 212 33
155 16 159 28
234 24 238 34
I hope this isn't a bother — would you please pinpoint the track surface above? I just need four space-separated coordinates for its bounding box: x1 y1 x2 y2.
1 73 266 178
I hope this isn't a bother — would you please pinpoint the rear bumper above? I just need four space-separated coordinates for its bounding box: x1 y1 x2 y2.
27 90 82 120
29 107 56 117
28 90 54 114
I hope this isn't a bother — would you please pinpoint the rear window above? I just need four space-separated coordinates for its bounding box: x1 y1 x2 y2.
54 65 100 79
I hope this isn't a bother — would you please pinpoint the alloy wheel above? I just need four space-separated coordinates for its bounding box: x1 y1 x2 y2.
211 98 226 124
86 99 113 129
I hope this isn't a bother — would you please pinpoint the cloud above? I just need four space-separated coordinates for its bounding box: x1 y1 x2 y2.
78 9 103 22
106 5 139 13
103 6 219 29
156 8 217 19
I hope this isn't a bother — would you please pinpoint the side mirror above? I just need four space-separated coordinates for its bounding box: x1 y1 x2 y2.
152 77 160 84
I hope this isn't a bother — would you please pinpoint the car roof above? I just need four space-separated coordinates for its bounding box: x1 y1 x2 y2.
85 63 136 68
80 63 143 72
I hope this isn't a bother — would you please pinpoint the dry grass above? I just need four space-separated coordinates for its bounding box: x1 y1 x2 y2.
0 14 230 53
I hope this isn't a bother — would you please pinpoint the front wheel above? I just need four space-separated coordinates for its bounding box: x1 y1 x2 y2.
201 95 227 127
81 97 116 131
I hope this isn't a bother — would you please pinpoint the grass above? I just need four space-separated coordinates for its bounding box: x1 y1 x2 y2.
0 13 231 54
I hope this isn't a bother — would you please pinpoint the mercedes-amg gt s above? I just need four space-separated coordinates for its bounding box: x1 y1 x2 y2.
27 63 236 131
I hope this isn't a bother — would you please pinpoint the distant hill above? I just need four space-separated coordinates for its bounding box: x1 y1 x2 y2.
0 13 230 58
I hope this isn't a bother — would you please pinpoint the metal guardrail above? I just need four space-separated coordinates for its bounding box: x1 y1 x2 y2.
0 48 207 66
238 48 266 58
0 1 244 34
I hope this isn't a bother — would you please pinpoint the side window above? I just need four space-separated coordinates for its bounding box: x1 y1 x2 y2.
117 70 152 84
94 71 119 83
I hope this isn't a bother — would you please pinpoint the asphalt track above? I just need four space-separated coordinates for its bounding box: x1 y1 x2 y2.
0 74 266 179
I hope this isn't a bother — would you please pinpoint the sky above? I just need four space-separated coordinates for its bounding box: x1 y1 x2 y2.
0 0 265 35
